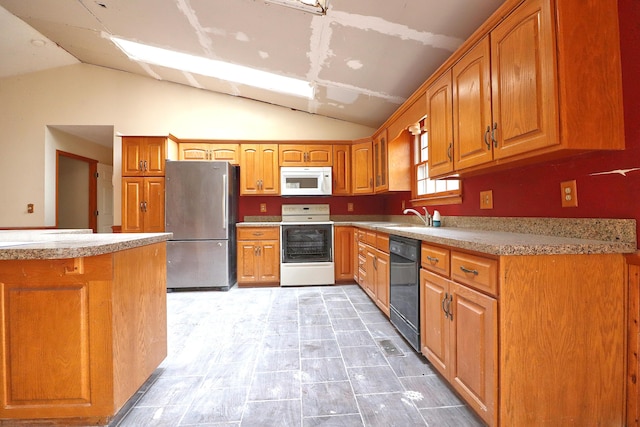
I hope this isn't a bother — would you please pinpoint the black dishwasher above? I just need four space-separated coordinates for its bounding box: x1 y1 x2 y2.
389 235 421 352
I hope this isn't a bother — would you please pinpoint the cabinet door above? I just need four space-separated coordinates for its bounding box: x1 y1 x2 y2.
144 177 165 233
375 250 389 316
427 70 454 177
237 242 259 283
373 130 388 192
364 248 376 299
332 144 351 195
449 282 497 426
259 240 280 282
259 144 279 194
180 143 210 160
306 145 332 166
490 0 557 160
279 145 306 166
145 138 166 176
240 145 261 195
453 37 493 170
122 138 145 177
351 140 373 194
420 269 450 375
121 178 144 233
334 226 354 282
210 144 239 164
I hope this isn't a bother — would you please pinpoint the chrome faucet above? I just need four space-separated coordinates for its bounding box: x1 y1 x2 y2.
403 207 431 226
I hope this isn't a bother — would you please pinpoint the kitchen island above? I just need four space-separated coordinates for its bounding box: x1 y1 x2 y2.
0 231 171 425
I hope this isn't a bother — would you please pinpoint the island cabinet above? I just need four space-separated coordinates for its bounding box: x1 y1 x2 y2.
239 144 279 195
179 142 239 164
0 242 167 424
334 226 354 282
420 241 626 426
278 144 332 166
237 227 280 286
351 139 373 194
427 0 624 178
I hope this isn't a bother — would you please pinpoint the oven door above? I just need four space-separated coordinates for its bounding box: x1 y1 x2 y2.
281 223 333 263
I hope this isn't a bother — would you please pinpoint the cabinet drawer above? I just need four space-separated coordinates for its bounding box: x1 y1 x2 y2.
365 231 377 246
421 243 450 276
376 233 389 252
451 251 498 296
237 227 280 240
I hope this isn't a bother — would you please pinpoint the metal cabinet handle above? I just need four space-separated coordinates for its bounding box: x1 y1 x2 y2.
484 125 491 150
253 232 264 237
143 160 148 171
447 142 453 161
139 160 144 171
459 265 479 275
491 122 498 148
426 255 439 264
140 202 145 212
447 294 453 320
442 293 448 318
373 256 378 270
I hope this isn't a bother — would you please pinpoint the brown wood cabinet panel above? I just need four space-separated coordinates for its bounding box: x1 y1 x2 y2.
279 144 332 166
426 71 454 177
332 145 351 195
240 144 279 195
374 249 389 316
373 130 388 192
237 227 280 286
334 226 354 282
490 0 557 160
179 143 239 164
453 37 493 170
121 137 166 177
450 251 497 296
351 139 373 194
121 177 165 233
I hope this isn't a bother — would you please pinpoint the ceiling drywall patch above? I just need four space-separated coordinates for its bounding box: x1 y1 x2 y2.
306 15 334 114
346 59 363 70
175 0 213 54
326 85 359 104
330 10 463 51
183 71 204 89
236 32 249 42
259 51 269 59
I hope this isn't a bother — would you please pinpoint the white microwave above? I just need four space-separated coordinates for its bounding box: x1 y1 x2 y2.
280 166 332 196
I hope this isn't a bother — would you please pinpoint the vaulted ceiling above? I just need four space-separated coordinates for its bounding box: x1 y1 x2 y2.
0 0 505 130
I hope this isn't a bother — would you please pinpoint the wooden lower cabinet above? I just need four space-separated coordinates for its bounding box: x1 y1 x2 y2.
237 227 280 286
121 177 165 233
421 269 497 425
0 243 167 424
353 228 389 316
334 226 354 282
420 246 626 426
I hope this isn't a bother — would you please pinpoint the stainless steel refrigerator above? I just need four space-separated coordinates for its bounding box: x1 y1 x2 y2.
165 160 238 290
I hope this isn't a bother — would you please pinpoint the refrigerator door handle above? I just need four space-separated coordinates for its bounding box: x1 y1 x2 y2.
222 173 227 230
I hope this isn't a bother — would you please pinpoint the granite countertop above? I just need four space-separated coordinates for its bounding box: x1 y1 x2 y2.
0 231 172 260
237 216 637 256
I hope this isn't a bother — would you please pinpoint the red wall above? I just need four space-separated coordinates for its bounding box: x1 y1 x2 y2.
240 0 640 244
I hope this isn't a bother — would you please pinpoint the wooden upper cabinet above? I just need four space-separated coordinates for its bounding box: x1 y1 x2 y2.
179 143 239 164
122 136 166 177
426 0 623 178
490 0 557 160
240 144 279 195
427 71 454 177
351 139 373 194
279 144 332 166
373 130 388 192
332 144 351 195
453 37 493 170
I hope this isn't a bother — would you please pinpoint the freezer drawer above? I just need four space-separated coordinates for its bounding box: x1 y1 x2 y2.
167 240 235 289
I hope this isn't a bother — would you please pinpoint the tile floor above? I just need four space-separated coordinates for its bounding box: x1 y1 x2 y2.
111 285 484 427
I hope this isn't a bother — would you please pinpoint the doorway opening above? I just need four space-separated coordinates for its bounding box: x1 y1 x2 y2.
56 150 97 232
